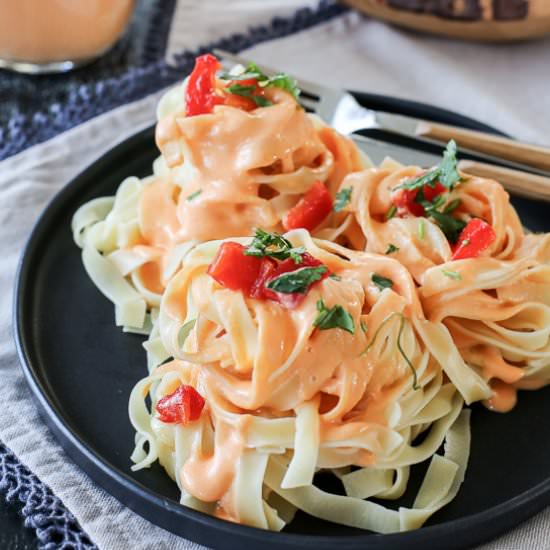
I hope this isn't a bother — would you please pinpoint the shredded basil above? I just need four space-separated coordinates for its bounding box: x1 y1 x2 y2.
329 274 342 281
245 228 305 263
186 189 203 201
360 312 419 390
418 219 426 240
226 84 273 107
386 205 397 220
220 62 300 99
372 273 393 291
444 198 462 214
267 266 327 294
360 319 368 333
442 269 462 280
313 298 355 335
385 244 399 255
398 140 461 192
333 187 352 212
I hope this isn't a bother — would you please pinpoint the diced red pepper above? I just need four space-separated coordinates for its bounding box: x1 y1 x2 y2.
156 385 205 424
256 252 327 308
451 218 496 260
207 242 263 295
185 54 224 117
284 181 334 232
208 242 328 309
392 181 446 217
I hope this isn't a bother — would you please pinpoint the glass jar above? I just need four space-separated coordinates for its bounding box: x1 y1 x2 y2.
0 0 135 74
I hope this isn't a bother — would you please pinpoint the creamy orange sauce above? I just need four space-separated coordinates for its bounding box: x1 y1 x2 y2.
181 419 248 502
484 380 517 413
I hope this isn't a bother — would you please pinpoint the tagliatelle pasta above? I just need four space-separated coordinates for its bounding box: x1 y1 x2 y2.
71 54 550 534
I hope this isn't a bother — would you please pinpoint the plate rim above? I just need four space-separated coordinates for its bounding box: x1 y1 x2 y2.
13 92 550 549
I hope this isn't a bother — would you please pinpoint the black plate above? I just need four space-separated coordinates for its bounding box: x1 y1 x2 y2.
14 92 550 550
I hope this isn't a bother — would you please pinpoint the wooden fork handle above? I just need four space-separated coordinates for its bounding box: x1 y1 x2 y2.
458 160 550 202
416 121 550 172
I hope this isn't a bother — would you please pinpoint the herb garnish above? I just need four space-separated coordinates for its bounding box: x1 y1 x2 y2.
372 273 393 291
334 187 352 212
360 319 368 333
220 62 300 99
313 298 355 335
186 189 203 201
360 312 419 390
329 274 342 281
386 205 397 220
418 219 425 240
444 198 461 214
245 228 305 263
385 244 399 255
442 270 462 281
398 140 461 193
225 84 273 107
267 266 328 294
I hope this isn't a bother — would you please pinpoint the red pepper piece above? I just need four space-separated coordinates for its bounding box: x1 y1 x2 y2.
451 218 496 260
392 181 446 217
156 385 205 424
284 181 333 232
258 253 327 308
207 242 263 295
185 54 224 117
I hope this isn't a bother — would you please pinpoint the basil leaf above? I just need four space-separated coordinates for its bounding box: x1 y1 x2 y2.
226 84 273 107
372 273 393 291
313 298 355 335
186 189 202 201
430 211 466 243
439 140 461 189
267 266 327 294
386 205 397 220
442 270 462 280
444 198 461 214
397 140 461 192
265 74 300 99
385 244 399 255
244 229 305 262
334 187 352 212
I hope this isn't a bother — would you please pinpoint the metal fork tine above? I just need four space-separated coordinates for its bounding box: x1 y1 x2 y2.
214 49 326 102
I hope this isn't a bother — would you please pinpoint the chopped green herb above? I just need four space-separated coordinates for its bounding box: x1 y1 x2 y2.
385 243 399 255
245 228 305 263
398 140 461 192
220 62 301 99
461 238 471 247
444 198 461 214
418 219 426 240
442 269 462 281
329 274 342 281
186 189 203 201
360 312 418 390
360 319 368 333
226 83 273 107
386 205 397 220
430 211 466 243
267 266 327 294
372 273 393 291
439 140 461 188
313 298 355 335
334 187 352 212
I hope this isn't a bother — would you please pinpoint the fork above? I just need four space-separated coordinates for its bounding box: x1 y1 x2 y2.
214 49 550 178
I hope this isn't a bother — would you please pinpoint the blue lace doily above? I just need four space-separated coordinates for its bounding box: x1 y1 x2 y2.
1 1 347 547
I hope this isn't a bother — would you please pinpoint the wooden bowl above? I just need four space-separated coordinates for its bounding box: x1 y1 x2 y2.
341 1 550 42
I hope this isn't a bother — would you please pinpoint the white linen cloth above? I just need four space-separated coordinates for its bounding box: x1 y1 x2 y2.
1 2 549 548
